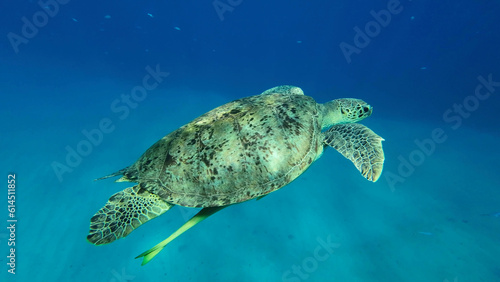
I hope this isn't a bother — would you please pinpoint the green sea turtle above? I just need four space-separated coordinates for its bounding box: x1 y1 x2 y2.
87 85 385 265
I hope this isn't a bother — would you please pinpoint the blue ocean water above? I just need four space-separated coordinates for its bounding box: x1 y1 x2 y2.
1 0 499 281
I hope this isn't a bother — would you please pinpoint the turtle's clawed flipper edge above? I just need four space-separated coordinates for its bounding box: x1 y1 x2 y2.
324 123 385 182
136 206 227 266
87 185 173 245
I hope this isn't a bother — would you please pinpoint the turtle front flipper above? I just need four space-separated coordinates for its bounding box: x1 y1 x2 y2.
324 123 385 182
87 185 173 245
136 206 226 265
260 85 304 96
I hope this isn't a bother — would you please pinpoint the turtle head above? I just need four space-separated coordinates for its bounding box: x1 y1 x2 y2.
320 98 372 129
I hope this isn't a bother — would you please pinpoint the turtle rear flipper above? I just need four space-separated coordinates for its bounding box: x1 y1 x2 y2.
260 85 304 96
87 185 174 245
324 123 385 182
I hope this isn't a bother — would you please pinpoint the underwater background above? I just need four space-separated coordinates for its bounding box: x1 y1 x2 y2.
1 0 499 281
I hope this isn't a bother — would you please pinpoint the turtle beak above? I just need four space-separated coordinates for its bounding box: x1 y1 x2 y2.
359 104 372 118
365 105 373 116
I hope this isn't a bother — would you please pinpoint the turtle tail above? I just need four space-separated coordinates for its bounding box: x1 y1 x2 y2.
94 167 128 181
87 185 174 245
95 166 139 182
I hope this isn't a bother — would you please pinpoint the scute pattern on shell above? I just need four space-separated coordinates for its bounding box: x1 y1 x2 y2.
123 93 323 207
